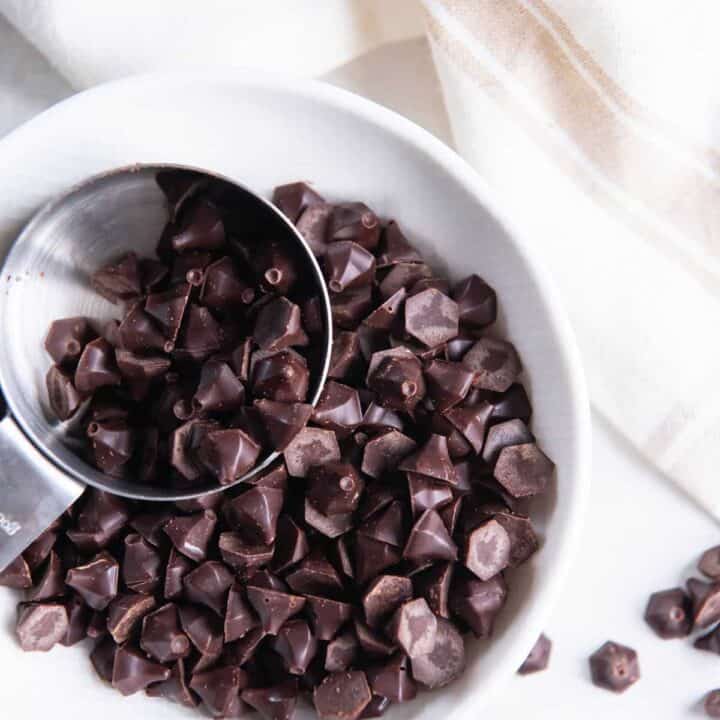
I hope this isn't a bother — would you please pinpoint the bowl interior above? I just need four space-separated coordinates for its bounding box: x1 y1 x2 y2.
0 165 331 500
0 72 589 719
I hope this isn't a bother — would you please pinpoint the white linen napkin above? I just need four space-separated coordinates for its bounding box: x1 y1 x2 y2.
3 0 720 518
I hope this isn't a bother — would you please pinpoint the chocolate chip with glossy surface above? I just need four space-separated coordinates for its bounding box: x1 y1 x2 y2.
589 641 640 693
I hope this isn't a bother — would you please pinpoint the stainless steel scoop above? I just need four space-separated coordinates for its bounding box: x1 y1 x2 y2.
0 164 332 571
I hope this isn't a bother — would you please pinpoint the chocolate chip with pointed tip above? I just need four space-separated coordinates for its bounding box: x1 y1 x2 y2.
90 636 116 681
271 516 309 573
145 283 191 345
305 500 354 539
451 275 497 329
403 509 457 564
254 296 309 351
377 221 422 267
123 533 162 593
328 202 380 250
328 331 363 381
307 461 364 516
107 593 156 644
178 603 224 656
224 584 257 643
139 602 191 663
45 316 93 367
190 664 249 717
146 657 199 707
397 434 456 485
198 428 262 485
314 670 373 720
518 634 552 674
403 289 458 349
331 285 375 330
325 631 359 672
252 349 310 403
111 643 172 696
273 181 325 223
0 554 32 588
284 427 341 478
358 501 405 548
246 586 306 635
163 510 217 562
325 240 376 293
362 575 413 628
450 572 507 637
367 653 417 703
74 338 121 393
219 532 274 575
644 587 691 639
588 641 640 693
183 560 234 615
379 262 432 301
444 402 493 455
65 551 119 610
272 618 319 675
200 256 255 310
255 399 312 451
164 547 194 600
46 365 83 420
26 550 64 601
355 535 402 586
407 473 453 518
175 304 222 362
91 253 142 303
424 360 474 412
413 562 454 619
462 337 521 392
23 529 58 572
360 430 416 480
224 485 284 544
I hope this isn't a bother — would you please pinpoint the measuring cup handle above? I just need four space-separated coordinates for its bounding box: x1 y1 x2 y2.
0 416 84 572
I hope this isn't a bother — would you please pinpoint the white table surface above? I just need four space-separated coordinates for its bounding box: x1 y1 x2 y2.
1 15 718 719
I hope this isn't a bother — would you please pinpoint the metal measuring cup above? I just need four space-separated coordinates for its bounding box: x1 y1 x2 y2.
0 164 332 570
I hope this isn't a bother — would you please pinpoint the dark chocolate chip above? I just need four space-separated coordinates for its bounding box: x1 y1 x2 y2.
404 289 458 348
307 461 364 516
112 643 171 695
163 510 217 562
403 509 457 564
588 641 640 693
398 434 456 486
26 549 64 601
358 501 405 548
518 634 551 674
463 337 521 393
361 430 416 479
201 256 255 310
367 653 417 703
699 546 720 579
444 402 493 455
224 485 284 544
450 572 507 637
328 202 381 250
284 427 341 477
246 586 306 635
45 316 93 367
107 593 157 644
305 500 354 539
90 636 117 681
223 584 257 643
379 263 432 301
140 602 191 662
360 403 405 434
355 535 403 586
176 304 222 362
363 575 413 628
451 275 497 329
409 617 464 688
46 365 83 420
272 618 319 675
325 631 359 672
65 551 119 610
91 253 142 303
0 554 32 588
463 518 511 581
123 533 162 593
23 529 58 572
190 665 249 717
332 286 375 330
688 578 720 629
325 241 376 293
286 552 344 597
377 221 422 268
362 695 390 718
178 603 224 660
75 338 121 393
145 283 191 345
86 419 134 473
363 288 407 332
424 360 474 412
252 349 310 403
273 181 325 223
366 348 426 412
314 670 373 720
482 419 534 465
164 547 194 599
146 657 199 707
255 297 309 351
439 497 464 536
493 443 554 498
312 381 363 438
706 691 720 718
695 625 720 654
413 562 454 619
219 532 274 575
271 516 310 574
254 242 298 295
407 473 453 518
197 428 262 485
16 602 69 651
183 560 234 615
170 198 225 253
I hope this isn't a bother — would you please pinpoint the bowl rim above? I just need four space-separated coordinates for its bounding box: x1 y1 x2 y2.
0 68 592 713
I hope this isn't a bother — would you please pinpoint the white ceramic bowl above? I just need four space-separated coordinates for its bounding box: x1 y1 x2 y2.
0 71 590 719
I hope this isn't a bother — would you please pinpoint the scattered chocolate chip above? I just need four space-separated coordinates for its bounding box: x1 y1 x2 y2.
376 221 422 267
695 625 720 654
90 636 117 681
493 443 554 498
307 462 364 515
687 578 720 629
74 338 121 394
46 365 83 420
272 618 319 675
123 533 162 593
588 641 640 693
444 402 493 455
358 501 405 548
404 289 458 349
366 348 425 412
112 643 172 695
643 587 691 639
355 535 403 586
362 695 390 718
482 419 534 465
284 427 341 477
223 584 257 643
252 349 310 403
361 430 416 479
22 529 58 572
325 241 376 293
407 474 453 518
164 547 194 600
219 532 273 575
518 634 551 674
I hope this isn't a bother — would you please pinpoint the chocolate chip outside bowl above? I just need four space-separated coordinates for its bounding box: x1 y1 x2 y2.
0 164 332 568
0 71 591 720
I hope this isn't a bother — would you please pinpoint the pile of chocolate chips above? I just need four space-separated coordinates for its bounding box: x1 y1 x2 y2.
644 544 720 716
44 171 324 487
0 180 555 720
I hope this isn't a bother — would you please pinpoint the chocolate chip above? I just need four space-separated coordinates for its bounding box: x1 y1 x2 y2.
0 555 32 589
254 242 298 295
363 288 407 332
451 275 497 329
146 657 199 707
246 586 305 635
363 575 412 628
163 510 217 562
362 695 390 718
176 304 222 362
403 509 457 564
189 665 248 717
86 419 134 473
325 241 376 293
46 365 83 420
314 670 373 720
242 680 299 720
312 381 363 438
164 547 194 600
589 641 640 693
366 348 426 412
360 403 404 434
255 297 309 351
325 631 359 672
297 202 334 257
65 551 119 610
398 434 456 486
307 462 364 516
91 253 142 302
687 578 720 629
45 316 93 367
200 256 255 310
410 617 465 688
223 584 257 642
643 588 691 639
482 419 533 465
273 182 325 223
252 349 310 403
183 561 234 615
379 263 432 301
112 643 171 695
219 532 273 576
358 501 405 548
328 203 380 250
361 430 416 480
107 593 157 644
178 603 224 657
699 546 720 579
271 516 310 573
377 221 422 267
284 427 341 477
493 443 553 498
123 533 162 593
462 337 521 392
197 428 262 485
463 518 511 581
271 618 319 675
407 474 453 518
452 571 508 637
139 602 191 662
75 338 121 393
16 602 69 652
332 286 375 330
444 402 493 455
706 691 720 718
224 486 283 544
367 653 417 702
286 553 344 597
424 360 474 412
23 529 58 572
518 634 551 674
404 289 458 349
170 198 225 253
90 636 117 681
355 535 402 586
145 283 191 345
25 550 65 601
413 562 454 619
